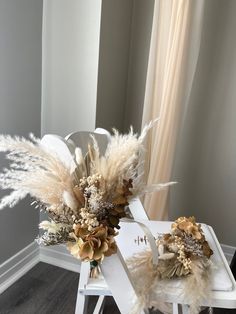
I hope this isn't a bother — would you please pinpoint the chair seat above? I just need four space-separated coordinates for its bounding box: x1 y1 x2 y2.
81 221 234 297
113 220 236 309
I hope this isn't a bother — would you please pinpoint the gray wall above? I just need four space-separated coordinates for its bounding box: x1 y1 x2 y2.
124 0 154 133
41 0 102 137
170 0 236 246
96 0 154 133
96 0 134 132
0 0 42 263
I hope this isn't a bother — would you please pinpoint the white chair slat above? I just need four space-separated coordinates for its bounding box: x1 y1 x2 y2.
100 249 141 314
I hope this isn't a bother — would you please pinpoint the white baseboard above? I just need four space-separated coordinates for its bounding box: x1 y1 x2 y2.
0 242 39 294
0 242 80 295
39 244 80 273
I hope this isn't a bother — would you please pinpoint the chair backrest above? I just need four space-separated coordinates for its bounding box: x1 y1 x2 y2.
65 129 110 156
40 134 75 169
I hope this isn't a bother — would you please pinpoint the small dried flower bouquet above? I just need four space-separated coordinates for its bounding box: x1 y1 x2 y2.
128 217 214 314
0 124 171 264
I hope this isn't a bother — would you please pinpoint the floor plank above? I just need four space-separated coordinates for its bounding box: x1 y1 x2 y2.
0 263 79 314
0 263 120 314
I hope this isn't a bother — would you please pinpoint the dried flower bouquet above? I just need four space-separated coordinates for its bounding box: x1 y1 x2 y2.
0 123 172 263
128 216 213 314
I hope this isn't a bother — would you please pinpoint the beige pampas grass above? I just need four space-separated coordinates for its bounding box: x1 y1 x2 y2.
0 120 173 211
127 251 212 314
94 128 143 184
127 250 172 314
0 122 178 253
89 119 173 199
183 258 212 314
0 134 76 211
127 250 213 314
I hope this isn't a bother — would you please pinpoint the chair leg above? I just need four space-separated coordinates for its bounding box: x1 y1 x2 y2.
173 303 179 314
230 250 236 279
181 304 189 314
75 262 90 314
75 293 88 314
93 295 105 314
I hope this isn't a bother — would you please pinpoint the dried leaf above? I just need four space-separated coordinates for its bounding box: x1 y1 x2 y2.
80 241 94 260
113 195 128 205
73 186 85 206
108 215 119 227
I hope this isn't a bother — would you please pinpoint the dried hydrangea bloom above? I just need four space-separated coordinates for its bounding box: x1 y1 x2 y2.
171 216 213 259
172 216 203 240
155 216 213 279
202 241 213 258
68 225 117 262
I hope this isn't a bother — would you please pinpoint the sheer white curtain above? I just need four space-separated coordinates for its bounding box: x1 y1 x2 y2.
142 0 205 220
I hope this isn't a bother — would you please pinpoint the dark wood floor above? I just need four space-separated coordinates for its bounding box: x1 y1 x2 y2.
0 262 120 314
0 262 235 314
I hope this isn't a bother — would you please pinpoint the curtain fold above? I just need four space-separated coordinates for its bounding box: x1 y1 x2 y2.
142 0 205 220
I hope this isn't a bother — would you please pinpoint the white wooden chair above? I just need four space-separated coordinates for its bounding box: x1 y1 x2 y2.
40 133 236 313
41 130 149 314
100 220 236 314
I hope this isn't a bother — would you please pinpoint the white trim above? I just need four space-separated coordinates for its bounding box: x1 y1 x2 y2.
0 242 80 295
221 244 236 264
39 244 80 273
0 242 39 294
